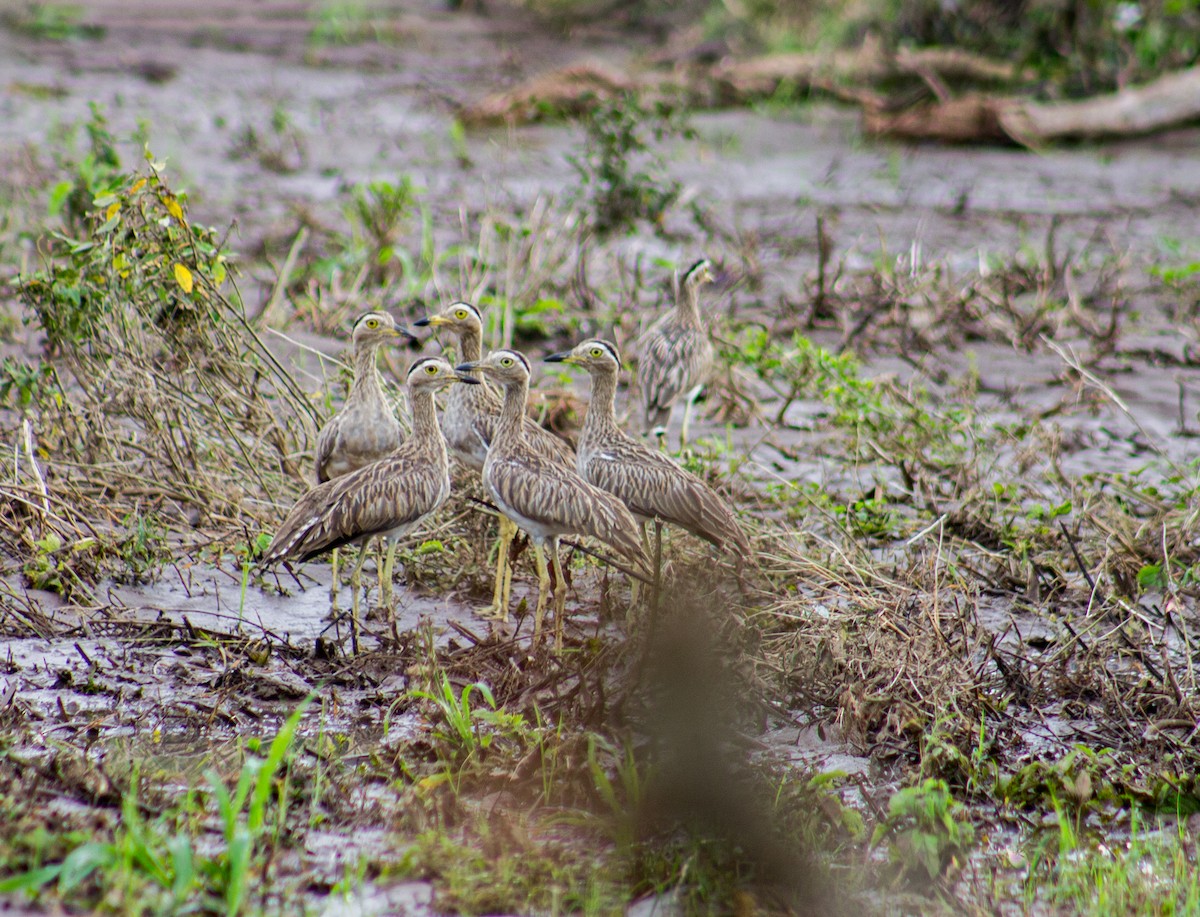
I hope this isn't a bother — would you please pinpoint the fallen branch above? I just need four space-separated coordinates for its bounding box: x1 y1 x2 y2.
713 35 1028 100
459 62 642 126
866 64 1200 144
1000 63 1200 142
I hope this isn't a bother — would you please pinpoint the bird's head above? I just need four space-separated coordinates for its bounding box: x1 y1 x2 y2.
544 339 621 375
413 301 483 338
406 356 480 391
682 258 715 291
454 349 531 387
351 311 416 347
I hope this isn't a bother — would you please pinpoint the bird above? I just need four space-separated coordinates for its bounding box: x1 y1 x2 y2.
637 258 716 446
453 349 649 650
414 301 575 622
316 311 412 483
262 357 478 643
546 339 751 583
313 311 415 613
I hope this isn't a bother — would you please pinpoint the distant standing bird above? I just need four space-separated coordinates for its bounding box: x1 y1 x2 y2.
263 358 478 641
415 302 575 621
454 349 649 650
638 259 716 446
546 339 751 577
314 311 414 611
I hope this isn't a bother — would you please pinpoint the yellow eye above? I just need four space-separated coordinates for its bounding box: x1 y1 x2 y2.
590 348 603 357
500 357 513 367
366 319 379 329
454 309 467 319
425 363 438 374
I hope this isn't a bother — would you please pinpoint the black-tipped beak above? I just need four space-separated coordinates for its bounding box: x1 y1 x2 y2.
413 316 431 327
398 327 419 343
454 361 479 373
544 351 571 363
454 372 481 385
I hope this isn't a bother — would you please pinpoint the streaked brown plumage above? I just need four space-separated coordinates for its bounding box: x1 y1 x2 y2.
315 311 411 483
414 301 574 471
263 357 477 633
637 259 716 444
546 339 751 561
312 311 414 616
415 301 575 621
455 349 649 650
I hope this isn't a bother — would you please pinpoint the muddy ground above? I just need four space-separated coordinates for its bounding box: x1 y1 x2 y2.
3 2 1200 914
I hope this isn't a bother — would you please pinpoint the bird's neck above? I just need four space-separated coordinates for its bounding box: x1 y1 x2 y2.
676 279 705 329
409 387 446 462
495 377 529 447
582 366 621 445
456 327 482 363
350 342 386 403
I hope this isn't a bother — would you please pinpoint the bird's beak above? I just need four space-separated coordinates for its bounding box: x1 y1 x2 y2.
544 350 574 364
454 361 479 373
391 327 419 342
415 315 444 328
454 372 481 385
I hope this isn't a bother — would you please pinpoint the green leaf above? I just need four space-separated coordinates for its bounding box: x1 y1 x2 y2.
1137 563 1168 590
57 842 116 893
48 181 73 216
0 863 63 893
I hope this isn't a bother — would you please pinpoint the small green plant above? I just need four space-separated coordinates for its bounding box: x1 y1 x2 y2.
308 0 387 46
0 358 58 412
346 178 418 283
408 672 526 765
4 3 104 42
117 511 168 583
229 103 306 174
583 734 647 852
567 92 693 236
871 778 976 885
45 103 124 235
24 152 232 352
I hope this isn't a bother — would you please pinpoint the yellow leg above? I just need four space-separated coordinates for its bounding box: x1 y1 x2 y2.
532 540 551 643
380 538 398 620
680 385 702 448
349 561 362 654
329 547 340 616
550 539 567 652
479 516 516 621
500 540 514 619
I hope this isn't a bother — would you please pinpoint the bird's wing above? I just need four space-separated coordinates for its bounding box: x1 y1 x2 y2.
487 453 646 565
584 446 747 552
264 452 446 563
313 418 338 483
524 416 575 464
639 323 707 416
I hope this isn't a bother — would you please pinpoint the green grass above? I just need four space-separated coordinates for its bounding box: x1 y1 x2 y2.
0 699 313 913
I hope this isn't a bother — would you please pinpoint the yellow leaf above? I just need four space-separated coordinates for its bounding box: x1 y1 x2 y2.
105 202 120 221
164 196 183 222
174 263 194 293
129 178 147 193
418 773 449 792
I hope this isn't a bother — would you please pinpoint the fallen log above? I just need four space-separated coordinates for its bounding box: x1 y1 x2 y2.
713 36 1028 100
865 64 1200 144
999 64 1200 142
862 93 1010 143
458 62 642 126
